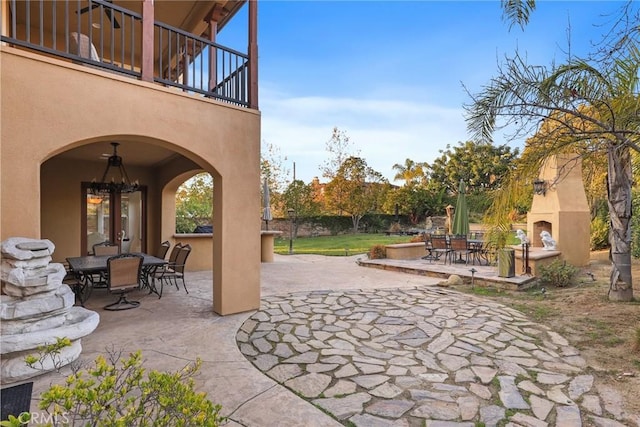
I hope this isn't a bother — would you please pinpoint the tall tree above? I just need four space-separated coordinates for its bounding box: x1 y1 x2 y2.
260 141 290 217
324 157 388 233
429 141 519 194
319 127 360 181
466 25 640 301
282 179 321 237
392 158 429 186
383 185 447 225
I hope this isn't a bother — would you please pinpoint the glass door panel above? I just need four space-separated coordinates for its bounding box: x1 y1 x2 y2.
82 185 146 255
86 194 110 254
120 191 143 253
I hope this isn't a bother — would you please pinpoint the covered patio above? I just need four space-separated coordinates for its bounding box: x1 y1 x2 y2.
23 255 634 426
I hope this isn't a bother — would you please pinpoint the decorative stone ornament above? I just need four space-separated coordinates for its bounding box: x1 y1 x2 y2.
1 237 100 384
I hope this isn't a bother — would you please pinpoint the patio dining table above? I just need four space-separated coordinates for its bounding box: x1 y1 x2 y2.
66 253 167 305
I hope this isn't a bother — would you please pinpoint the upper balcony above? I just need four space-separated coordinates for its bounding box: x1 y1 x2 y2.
1 0 257 109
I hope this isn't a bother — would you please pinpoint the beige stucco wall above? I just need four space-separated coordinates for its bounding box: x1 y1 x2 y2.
1 48 261 315
527 154 591 267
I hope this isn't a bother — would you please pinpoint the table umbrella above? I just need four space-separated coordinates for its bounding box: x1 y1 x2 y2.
452 179 469 236
262 178 273 230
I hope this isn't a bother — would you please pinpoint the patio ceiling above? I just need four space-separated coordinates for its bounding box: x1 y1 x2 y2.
57 141 181 167
18 1 243 35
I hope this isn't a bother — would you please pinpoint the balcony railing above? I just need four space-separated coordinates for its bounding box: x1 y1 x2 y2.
1 0 250 107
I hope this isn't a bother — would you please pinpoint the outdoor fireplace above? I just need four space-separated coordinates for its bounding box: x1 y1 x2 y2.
526 154 590 267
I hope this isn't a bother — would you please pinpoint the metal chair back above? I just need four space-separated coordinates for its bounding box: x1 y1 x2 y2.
93 241 119 256
107 254 143 292
173 244 192 274
449 235 468 251
156 241 171 260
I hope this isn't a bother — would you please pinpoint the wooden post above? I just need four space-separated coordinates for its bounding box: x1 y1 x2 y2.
248 0 258 109
206 6 220 93
141 0 155 82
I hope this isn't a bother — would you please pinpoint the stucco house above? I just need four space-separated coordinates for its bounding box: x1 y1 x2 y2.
1 0 261 315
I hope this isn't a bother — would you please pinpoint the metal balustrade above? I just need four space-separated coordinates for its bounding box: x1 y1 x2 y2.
1 0 250 107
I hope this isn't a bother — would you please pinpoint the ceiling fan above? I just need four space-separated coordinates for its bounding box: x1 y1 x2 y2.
77 0 121 29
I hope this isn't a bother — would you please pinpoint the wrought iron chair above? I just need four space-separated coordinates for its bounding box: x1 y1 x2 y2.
430 235 452 264
156 240 171 260
93 241 119 256
449 234 472 265
421 233 436 261
104 254 143 311
152 244 191 297
90 242 119 288
141 241 171 295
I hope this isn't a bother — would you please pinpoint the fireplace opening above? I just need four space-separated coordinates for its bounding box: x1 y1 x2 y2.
532 221 552 247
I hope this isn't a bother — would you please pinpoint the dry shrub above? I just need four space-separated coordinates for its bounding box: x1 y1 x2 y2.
369 244 386 259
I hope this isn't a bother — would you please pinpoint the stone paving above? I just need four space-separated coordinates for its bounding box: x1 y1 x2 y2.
237 286 634 427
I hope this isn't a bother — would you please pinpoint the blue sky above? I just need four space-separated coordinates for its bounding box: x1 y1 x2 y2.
219 1 634 184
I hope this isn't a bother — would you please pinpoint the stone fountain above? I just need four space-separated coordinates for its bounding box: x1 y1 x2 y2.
1 237 99 384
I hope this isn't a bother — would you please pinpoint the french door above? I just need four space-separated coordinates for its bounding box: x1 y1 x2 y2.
81 183 147 255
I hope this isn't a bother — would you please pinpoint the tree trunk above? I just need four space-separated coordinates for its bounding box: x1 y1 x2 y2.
351 215 361 234
607 145 635 301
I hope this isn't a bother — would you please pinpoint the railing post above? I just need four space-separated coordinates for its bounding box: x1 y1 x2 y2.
248 0 258 109
141 0 155 82
206 6 222 94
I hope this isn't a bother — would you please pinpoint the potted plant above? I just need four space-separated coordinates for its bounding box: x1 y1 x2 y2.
485 224 515 278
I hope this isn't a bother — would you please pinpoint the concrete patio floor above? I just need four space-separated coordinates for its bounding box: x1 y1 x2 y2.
27 254 637 426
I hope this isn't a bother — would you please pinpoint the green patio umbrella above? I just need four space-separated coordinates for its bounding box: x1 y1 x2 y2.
452 179 469 236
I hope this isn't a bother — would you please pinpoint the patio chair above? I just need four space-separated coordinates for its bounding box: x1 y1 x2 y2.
90 242 119 288
156 240 171 260
429 235 452 264
104 254 143 311
421 233 436 261
70 32 100 62
449 234 472 265
152 244 191 297
93 241 119 256
140 241 171 294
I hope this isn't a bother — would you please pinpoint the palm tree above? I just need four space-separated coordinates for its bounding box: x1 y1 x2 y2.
466 37 640 301
500 0 537 30
392 158 429 186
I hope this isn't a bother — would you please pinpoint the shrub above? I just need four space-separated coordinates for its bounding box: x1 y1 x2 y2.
409 234 425 243
36 350 225 427
590 215 610 251
389 222 402 233
538 259 578 288
369 244 386 259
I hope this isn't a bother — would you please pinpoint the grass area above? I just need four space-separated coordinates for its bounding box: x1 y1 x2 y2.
274 233 414 256
273 229 521 256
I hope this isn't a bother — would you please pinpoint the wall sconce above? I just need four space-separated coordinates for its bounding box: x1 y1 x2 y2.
533 179 547 196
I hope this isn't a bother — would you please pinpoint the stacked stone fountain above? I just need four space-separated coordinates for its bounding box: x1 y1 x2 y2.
1 237 99 384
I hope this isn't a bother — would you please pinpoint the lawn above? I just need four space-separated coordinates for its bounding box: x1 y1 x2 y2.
274 230 521 256
274 233 415 256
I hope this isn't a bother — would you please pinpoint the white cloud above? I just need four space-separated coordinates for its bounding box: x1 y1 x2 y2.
260 86 471 184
